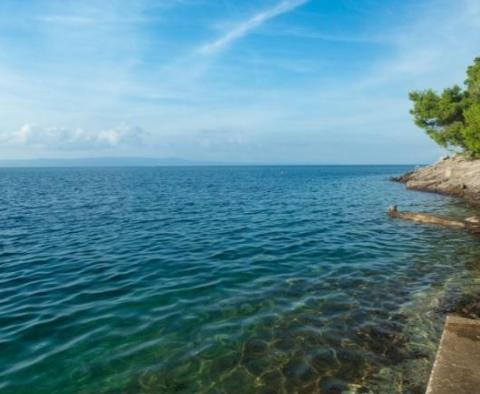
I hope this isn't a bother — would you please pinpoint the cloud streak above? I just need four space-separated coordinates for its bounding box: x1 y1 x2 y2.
0 124 146 150
34 15 97 26
0 0 478 163
198 0 308 55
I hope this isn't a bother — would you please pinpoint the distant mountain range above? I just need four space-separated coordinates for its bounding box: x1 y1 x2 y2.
0 157 223 167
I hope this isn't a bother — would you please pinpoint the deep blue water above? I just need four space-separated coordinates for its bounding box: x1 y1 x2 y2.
1 166 479 394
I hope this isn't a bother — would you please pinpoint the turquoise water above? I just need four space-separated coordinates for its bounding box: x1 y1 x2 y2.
1 166 480 394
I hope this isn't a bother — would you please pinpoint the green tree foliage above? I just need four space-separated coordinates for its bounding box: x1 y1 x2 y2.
409 57 480 157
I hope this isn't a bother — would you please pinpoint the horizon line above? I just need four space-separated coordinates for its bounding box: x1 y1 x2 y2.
0 157 424 168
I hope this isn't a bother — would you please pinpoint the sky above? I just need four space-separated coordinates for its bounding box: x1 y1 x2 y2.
0 0 479 164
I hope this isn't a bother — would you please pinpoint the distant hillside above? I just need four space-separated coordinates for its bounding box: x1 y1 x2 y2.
0 157 222 167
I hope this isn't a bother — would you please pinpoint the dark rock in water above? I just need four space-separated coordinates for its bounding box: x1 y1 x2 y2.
319 377 348 394
356 322 407 364
464 259 480 271
390 170 415 183
438 292 480 319
243 338 268 356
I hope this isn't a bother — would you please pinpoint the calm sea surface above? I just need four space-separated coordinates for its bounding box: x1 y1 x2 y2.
1 166 480 394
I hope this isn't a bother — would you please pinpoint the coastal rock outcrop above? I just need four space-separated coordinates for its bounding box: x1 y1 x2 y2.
392 155 480 205
388 205 480 233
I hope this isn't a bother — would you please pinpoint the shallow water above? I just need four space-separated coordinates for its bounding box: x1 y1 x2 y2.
1 166 479 393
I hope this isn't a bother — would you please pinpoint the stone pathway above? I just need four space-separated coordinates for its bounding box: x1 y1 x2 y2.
426 315 480 394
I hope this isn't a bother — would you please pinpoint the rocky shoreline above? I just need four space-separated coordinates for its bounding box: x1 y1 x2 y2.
392 155 480 321
392 155 480 206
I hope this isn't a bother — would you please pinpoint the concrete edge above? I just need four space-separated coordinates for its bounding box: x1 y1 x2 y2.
425 314 480 394
425 316 449 394
444 314 480 327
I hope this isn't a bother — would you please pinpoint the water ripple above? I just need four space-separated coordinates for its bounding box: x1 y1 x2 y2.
0 166 479 393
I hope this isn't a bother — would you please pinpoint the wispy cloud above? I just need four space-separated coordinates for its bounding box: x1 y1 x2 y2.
0 0 478 163
34 15 97 26
262 26 388 45
198 0 309 55
358 0 480 89
0 124 147 150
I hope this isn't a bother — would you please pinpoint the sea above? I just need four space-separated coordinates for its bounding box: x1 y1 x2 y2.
1 166 479 393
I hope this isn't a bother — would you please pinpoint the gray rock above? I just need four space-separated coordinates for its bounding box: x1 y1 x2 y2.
392 155 480 205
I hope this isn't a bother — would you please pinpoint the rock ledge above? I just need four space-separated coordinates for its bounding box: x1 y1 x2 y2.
392 155 480 205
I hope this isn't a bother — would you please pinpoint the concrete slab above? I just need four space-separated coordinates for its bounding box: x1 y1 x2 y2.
426 315 480 394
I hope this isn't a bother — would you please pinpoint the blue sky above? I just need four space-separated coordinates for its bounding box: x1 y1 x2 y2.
0 0 479 163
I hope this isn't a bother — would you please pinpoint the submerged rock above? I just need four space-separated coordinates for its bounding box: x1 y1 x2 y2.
437 292 480 320
387 207 480 232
